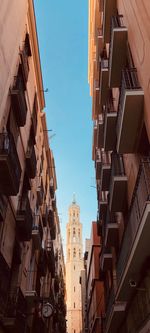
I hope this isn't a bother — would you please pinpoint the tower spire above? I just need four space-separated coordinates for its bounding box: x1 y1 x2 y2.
72 192 76 204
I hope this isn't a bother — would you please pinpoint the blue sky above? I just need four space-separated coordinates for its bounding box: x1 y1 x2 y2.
34 0 97 250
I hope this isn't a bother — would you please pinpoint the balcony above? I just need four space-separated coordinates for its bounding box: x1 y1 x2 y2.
97 114 104 149
52 195 56 212
46 240 55 278
50 177 55 198
0 254 11 316
0 195 7 222
116 159 150 301
99 58 109 108
95 28 103 70
105 289 126 333
3 287 26 331
0 133 21 195
20 33 31 84
25 290 37 305
42 203 48 227
20 49 29 84
48 209 56 240
38 249 47 277
11 70 27 127
103 211 119 248
95 150 101 180
32 215 43 250
99 191 108 219
109 154 127 212
100 150 111 190
12 240 22 265
97 218 102 237
100 247 112 271
16 195 33 241
31 94 38 139
36 176 44 206
92 121 98 160
109 16 128 87
26 143 36 179
116 68 144 153
103 0 117 43
92 79 100 119
103 99 117 151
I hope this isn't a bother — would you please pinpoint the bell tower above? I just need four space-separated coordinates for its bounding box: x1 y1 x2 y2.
66 195 83 333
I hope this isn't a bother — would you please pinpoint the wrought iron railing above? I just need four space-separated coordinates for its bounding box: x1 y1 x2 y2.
116 68 141 136
0 132 21 183
116 159 150 283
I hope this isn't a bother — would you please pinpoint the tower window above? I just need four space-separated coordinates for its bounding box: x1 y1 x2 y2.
74 286 75 292
73 228 76 236
74 302 75 308
73 248 76 258
74 265 75 270
79 249 81 259
68 249 70 260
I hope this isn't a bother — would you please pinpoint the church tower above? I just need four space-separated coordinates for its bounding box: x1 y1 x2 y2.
66 195 83 333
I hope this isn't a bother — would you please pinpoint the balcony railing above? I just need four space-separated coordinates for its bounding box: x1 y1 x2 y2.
103 0 117 43
116 68 144 153
46 240 55 278
109 154 127 212
99 58 109 107
96 28 103 69
99 191 108 220
38 249 47 277
11 69 27 127
109 15 127 87
97 114 104 149
0 254 10 316
42 203 48 227
116 159 150 284
31 93 38 138
12 240 22 265
32 215 43 250
103 98 117 151
103 211 119 248
0 195 7 222
48 209 56 240
16 194 33 241
50 177 55 198
0 133 21 195
26 143 36 179
4 287 26 318
20 49 29 84
36 176 44 206
100 150 111 191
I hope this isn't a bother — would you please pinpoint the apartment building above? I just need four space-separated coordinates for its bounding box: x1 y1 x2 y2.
88 1 150 332
80 238 90 333
0 1 66 332
85 222 104 333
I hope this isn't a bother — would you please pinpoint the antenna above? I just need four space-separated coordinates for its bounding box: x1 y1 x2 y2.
72 193 76 204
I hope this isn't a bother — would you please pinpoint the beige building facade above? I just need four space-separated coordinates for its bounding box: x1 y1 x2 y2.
66 197 84 333
0 1 66 333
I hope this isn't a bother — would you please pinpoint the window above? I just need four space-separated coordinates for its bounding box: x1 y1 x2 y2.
79 249 81 259
74 265 75 270
74 286 75 292
68 249 70 260
74 302 75 308
73 248 76 258
78 229 80 239
73 228 76 236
